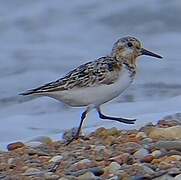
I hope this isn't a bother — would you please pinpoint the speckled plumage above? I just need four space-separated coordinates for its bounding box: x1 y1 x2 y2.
23 56 124 93
20 36 162 144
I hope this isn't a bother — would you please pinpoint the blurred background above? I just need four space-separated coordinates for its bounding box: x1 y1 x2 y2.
0 0 181 146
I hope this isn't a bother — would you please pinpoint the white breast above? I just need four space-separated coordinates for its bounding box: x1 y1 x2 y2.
47 68 134 107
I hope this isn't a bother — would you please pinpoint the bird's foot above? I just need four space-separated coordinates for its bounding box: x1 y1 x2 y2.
116 118 136 124
99 113 136 124
65 135 79 145
65 135 89 145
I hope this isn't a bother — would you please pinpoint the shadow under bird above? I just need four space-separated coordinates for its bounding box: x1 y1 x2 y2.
20 36 163 144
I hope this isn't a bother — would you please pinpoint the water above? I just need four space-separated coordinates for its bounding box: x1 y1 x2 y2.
0 0 181 148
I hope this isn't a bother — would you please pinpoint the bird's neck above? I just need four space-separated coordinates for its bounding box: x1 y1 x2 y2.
114 55 137 70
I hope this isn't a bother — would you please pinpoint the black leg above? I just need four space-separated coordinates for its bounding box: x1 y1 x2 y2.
97 107 136 124
66 110 87 145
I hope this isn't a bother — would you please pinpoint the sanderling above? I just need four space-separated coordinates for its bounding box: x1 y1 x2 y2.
20 36 163 144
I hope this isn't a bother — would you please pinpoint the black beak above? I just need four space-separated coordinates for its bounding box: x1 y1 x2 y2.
141 48 163 59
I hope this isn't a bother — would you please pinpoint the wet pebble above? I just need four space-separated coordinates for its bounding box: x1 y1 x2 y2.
7 142 24 151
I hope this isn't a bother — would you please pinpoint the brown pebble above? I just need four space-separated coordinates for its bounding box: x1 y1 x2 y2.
7 142 25 151
141 155 154 163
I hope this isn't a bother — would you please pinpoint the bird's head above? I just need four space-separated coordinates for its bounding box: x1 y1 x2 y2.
111 36 162 65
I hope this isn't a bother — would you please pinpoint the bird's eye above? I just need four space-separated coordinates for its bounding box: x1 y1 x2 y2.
127 42 133 47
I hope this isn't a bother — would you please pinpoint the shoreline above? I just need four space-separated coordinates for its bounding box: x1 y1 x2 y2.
0 117 181 179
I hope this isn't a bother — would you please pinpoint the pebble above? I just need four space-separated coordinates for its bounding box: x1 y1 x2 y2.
7 158 16 168
123 142 142 154
7 142 24 151
27 148 49 156
62 127 79 142
167 167 180 176
142 137 153 144
141 155 154 163
108 176 120 180
153 174 175 180
59 176 77 180
175 174 181 180
94 145 106 151
76 159 92 164
106 162 121 174
70 158 93 170
136 132 147 139
169 155 181 161
133 148 149 159
67 167 104 177
77 172 98 180
89 167 104 176
49 155 63 163
58 178 69 180
148 126 181 140
1 120 181 179
24 141 43 148
142 165 155 174
22 167 42 176
151 150 162 158
154 140 181 151
28 136 52 144
44 172 60 180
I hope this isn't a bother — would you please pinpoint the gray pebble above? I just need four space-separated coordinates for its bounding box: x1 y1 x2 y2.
108 175 120 180
49 155 63 163
175 174 181 180
154 140 181 151
152 174 175 180
77 171 98 180
66 167 104 177
133 148 149 159
22 167 43 176
27 148 49 156
44 172 60 180
107 162 121 174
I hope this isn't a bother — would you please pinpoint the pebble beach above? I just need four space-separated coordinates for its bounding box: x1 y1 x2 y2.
0 116 181 180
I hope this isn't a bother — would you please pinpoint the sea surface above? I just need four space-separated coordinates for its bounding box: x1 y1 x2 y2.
0 0 181 148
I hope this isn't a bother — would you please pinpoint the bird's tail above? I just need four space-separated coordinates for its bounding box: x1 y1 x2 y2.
19 89 40 96
19 90 34 96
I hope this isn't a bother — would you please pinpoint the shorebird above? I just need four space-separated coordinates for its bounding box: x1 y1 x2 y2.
20 36 162 144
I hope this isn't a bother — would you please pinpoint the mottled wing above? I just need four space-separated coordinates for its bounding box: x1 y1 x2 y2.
21 57 122 95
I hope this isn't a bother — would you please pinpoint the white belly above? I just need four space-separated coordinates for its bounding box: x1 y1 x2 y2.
47 68 133 107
